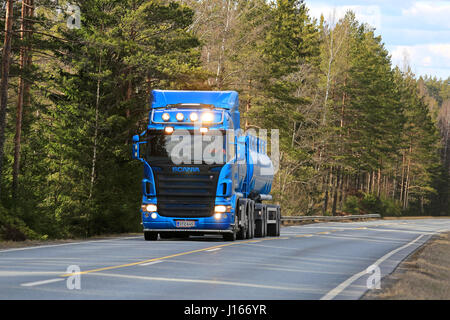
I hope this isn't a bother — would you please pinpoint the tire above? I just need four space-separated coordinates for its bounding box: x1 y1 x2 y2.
237 200 247 240
144 231 158 241
246 202 253 239
249 201 255 239
255 219 263 237
267 223 276 236
223 231 236 241
262 205 267 237
254 203 264 238
276 207 281 237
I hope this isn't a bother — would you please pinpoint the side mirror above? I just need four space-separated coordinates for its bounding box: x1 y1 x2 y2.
132 135 140 143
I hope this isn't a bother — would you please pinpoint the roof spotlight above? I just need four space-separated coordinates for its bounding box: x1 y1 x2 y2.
201 112 214 123
176 113 185 121
162 113 170 121
189 112 199 122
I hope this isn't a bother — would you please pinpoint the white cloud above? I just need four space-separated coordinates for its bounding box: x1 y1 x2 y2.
307 3 381 30
390 44 450 78
402 1 450 29
305 1 450 79
422 56 432 67
429 44 450 60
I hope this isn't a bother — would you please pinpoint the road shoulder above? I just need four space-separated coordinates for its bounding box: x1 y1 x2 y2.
362 231 450 300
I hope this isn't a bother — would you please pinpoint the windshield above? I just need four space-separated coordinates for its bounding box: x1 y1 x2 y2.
143 130 231 165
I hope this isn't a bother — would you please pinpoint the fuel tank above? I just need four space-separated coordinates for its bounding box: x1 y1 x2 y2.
244 135 274 197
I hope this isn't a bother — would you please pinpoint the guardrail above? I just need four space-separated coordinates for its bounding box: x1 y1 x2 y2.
281 214 381 222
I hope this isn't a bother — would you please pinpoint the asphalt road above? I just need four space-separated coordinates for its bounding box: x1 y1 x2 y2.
1 218 449 300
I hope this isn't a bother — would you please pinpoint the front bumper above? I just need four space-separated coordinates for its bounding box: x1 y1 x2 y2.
143 228 234 234
142 212 234 232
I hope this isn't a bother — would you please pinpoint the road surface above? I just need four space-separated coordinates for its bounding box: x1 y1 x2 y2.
1 218 449 300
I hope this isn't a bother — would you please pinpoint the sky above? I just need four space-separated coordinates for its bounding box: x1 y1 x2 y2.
304 0 450 80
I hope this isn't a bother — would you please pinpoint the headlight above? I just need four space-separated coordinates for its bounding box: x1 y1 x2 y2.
214 205 227 213
176 113 184 121
189 112 199 122
201 112 214 123
162 113 170 121
164 127 174 134
142 204 157 212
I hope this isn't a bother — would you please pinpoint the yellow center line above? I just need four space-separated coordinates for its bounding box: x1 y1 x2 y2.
295 234 314 238
60 237 280 277
317 231 330 235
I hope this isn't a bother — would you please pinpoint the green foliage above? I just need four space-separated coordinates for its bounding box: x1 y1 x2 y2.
0 1 448 242
343 193 402 217
342 196 359 215
0 204 41 241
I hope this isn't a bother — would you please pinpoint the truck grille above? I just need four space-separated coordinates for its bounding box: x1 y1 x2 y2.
153 167 220 218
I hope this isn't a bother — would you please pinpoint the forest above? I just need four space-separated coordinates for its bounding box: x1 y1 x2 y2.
0 0 449 241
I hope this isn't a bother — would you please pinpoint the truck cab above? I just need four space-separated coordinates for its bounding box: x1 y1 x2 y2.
132 90 280 241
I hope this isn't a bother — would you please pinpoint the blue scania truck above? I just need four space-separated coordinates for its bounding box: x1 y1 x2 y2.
132 90 280 241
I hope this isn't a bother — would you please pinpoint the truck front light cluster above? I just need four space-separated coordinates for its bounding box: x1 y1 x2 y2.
176 113 184 121
189 112 199 122
162 113 170 121
214 205 231 213
164 127 174 134
201 112 214 123
142 204 157 212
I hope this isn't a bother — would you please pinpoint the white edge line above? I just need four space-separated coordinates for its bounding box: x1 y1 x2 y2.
139 261 163 266
21 278 65 287
320 234 425 300
0 236 141 253
205 248 222 252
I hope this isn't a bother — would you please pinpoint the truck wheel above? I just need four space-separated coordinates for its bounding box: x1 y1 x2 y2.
276 206 281 237
144 231 158 241
237 201 247 240
223 231 236 241
267 223 276 236
255 220 262 237
246 202 253 239
237 224 247 240
262 205 267 237
249 201 255 239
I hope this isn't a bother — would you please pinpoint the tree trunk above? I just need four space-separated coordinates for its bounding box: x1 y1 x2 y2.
12 0 33 200
403 144 412 210
400 152 405 203
89 55 102 200
216 0 231 89
332 167 341 216
0 0 14 196
322 169 332 215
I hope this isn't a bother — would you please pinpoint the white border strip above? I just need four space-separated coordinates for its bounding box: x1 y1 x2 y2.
20 278 65 287
0 236 141 253
320 234 425 300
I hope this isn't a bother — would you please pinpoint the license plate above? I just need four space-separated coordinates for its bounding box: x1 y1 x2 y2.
176 220 196 228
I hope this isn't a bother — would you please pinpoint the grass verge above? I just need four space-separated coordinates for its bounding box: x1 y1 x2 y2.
0 233 142 250
363 231 450 300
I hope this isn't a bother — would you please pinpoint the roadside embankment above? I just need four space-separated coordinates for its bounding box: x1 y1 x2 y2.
363 231 450 300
